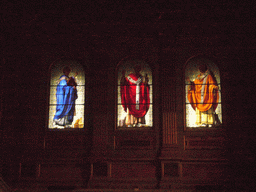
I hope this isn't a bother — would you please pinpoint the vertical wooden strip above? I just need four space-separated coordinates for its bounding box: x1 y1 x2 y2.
162 76 177 145
164 112 178 145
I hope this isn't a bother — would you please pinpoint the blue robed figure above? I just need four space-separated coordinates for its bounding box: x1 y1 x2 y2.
53 66 78 128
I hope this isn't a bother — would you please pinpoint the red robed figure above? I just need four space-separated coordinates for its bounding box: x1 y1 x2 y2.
121 66 150 118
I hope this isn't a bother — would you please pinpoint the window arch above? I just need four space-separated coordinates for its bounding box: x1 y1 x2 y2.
117 59 153 128
48 59 85 129
185 56 222 128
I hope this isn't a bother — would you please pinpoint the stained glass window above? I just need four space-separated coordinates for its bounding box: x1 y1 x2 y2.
117 59 153 128
185 57 222 128
48 60 85 129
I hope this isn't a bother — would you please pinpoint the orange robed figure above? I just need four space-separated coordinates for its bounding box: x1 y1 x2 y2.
120 65 150 127
187 64 219 127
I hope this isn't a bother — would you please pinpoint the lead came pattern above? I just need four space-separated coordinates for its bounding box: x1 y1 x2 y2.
185 58 222 128
48 60 85 129
117 60 153 128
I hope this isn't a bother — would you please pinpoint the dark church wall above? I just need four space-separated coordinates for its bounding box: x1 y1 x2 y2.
1 17 255 190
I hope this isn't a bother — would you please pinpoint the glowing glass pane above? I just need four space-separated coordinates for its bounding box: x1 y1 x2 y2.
117 60 153 128
48 60 85 129
185 58 222 128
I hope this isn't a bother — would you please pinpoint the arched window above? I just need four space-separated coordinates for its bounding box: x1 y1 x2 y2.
48 60 85 129
185 56 222 128
117 59 153 128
